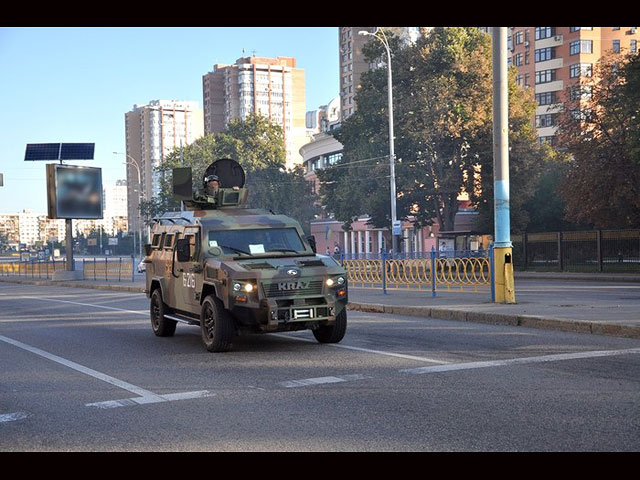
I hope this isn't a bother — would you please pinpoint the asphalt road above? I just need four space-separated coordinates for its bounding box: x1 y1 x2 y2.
1 282 639 451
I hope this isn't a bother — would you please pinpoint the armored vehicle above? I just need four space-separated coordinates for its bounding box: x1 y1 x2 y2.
143 159 348 352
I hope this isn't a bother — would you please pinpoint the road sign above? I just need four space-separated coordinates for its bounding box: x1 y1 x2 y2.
392 221 402 236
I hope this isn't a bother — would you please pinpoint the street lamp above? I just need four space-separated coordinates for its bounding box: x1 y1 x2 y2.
358 28 398 254
113 152 144 262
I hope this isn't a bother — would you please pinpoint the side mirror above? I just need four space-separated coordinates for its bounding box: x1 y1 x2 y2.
306 235 317 254
176 238 190 262
144 244 152 257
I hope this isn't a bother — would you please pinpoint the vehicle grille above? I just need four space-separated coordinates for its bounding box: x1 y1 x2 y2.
262 279 324 298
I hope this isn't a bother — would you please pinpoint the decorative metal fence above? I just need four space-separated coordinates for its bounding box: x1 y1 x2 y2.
512 229 640 272
0 259 68 279
341 248 491 296
0 257 136 282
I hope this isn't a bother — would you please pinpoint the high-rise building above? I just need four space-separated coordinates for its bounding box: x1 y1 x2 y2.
124 100 204 233
484 27 640 145
202 56 307 169
339 27 423 120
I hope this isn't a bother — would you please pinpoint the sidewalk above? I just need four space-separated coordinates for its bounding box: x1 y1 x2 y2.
1 271 639 339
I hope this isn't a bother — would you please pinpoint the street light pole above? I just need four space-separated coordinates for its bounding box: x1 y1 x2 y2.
113 152 144 262
359 28 398 254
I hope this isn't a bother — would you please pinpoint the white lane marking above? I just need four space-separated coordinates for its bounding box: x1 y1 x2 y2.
401 348 640 375
17 296 147 316
280 374 369 388
86 390 214 409
0 334 212 408
272 333 449 365
0 411 30 423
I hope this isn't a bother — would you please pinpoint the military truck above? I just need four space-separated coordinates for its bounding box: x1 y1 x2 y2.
143 159 348 352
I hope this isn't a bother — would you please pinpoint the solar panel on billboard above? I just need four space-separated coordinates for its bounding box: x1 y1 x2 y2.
25 143 61 161
60 143 95 160
25 143 94 161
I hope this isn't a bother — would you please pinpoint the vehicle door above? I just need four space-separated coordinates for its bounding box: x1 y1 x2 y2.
175 226 202 312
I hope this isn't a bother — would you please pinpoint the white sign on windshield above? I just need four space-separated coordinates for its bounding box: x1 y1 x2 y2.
249 244 265 254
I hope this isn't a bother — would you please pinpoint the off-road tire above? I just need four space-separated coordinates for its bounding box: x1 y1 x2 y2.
150 288 177 337
200 295 235 352
312 309 347 343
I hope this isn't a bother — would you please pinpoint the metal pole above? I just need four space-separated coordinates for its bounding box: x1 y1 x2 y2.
65 219 73 271
385 39 398 255
358 29 397 254
492 27 515 304
492 27 511 249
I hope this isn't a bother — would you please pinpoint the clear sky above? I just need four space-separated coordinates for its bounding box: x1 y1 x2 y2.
0 27 339 213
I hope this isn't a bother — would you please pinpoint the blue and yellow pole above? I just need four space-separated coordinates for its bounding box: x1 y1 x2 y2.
492 27 516 304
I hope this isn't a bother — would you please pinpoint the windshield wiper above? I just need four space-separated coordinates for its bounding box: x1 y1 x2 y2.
218 244 252 256
266 248 300 253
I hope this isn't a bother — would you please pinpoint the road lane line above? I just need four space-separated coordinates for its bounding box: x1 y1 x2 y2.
272 333 449 365
0 334 162 400
17 296 147 316
0 334 213 408
0 411 30 423
86 390 214 409
400 348 640 375
279 374 369 388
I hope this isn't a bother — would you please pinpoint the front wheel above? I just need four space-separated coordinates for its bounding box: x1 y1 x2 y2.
150 288 177 337
200 296 235 352
313 309 347 344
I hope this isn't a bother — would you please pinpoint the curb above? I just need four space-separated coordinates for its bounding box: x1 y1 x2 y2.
347 302 640 340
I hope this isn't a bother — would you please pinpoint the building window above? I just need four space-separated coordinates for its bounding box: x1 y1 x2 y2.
538 136 555 145
535 69 556 84
535 47 555 62
535 27 554 40
514 31 523 45
613 40 620 53
535 91 557 106
570 40 593 55
570 85 593 101
631 40 637 53
570 63 593 78
570 27 593 32
514 53 522 66
536 114 557 128
327 152 343 165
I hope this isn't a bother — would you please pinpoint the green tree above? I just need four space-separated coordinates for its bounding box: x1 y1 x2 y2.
556 52 640 229
320 27 546 237
142 114 319 233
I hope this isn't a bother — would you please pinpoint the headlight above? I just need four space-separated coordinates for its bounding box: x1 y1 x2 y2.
325 278 335 287
234 281 256 293
336 276 345 285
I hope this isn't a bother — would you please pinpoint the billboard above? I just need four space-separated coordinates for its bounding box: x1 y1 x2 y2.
46 164 103 219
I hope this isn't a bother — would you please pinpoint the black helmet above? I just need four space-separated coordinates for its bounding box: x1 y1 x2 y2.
204 174 219 184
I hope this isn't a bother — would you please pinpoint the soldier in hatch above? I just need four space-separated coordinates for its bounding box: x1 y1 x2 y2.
204 174 220 196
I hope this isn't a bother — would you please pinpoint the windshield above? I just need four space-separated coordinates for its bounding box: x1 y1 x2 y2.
207 228 307 256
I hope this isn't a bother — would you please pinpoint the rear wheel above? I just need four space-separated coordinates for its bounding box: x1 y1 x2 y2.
313 309 347 343
200 295 235 352
150 288 177 337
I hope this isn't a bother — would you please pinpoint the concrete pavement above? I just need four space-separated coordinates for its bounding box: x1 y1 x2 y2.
1 271 639 339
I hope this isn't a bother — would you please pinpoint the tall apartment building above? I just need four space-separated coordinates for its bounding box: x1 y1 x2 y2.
493 27 640 144
202 56 307 170
339 27 423 120
98 181 129 236
124 100 204 233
